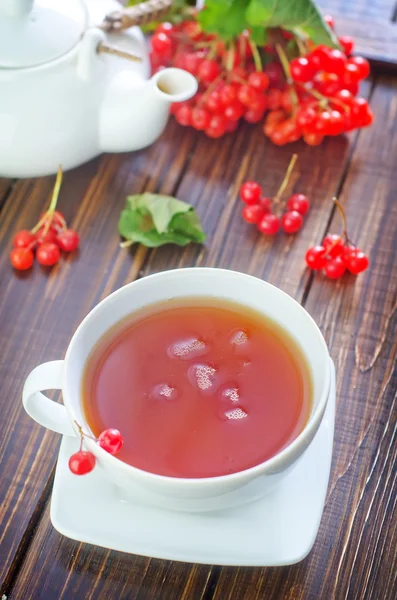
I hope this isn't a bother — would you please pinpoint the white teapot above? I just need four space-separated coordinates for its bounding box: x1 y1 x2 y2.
0 0 197 177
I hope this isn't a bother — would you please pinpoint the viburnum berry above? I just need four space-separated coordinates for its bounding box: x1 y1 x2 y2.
151 32 173 58
198 59 220 83
240 181 261 204
248 71 270 91
36 242 61 266
68 450 96 475
205 90 223 114
219 84 238 106
338 36 354 56
244 108 266 124
259 197 272 212
191 106 211 130
287 193 310 215
10 248 34 271
57 229 80 252
224 101 244 121
305 245 327 270
205 115 227 138
349 56 370 79
324 15 335 29
324 256 346 279
323 234 344 257
36 226 58 245
242 204 265 224
258 214 280 235
290 57 315 83
346 249 369 274
281 210 303 233
98 428 124 455
13 230 36 249
174 104 192 126
324 49 347 77
238 85 261 108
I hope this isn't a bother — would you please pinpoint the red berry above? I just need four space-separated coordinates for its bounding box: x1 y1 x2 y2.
219 84 238 106
323 234 344 257
151 33 172 57
242 204 265 224
98 428 124 455
349 56 370 79
351 97 372 125
310 45 331 70
10 247 34 270
57 229 79 252
36 242 60 266
314 111 332 134
259 197 272 213
303 132 324 146
324 49 347 77
338 36 354 56
36 226 58 245
244 108 265 124
334 89 354 105
324 15 335 29
224 101 244 121
238 85 261 108
290 57 315 83
267 89 283 110
198 60 220 83
297 107 317 131
248 71 270 91
324 256 346 279
156 22 174 36
205 91 223 114
266 62 284 86
346 250 369 274
240 181 262 205
328 110 344 136
191 106 211 130
41 210 66 231
13 229 36 249
68 450 96 475
305 245 327 270
281 210 303 234
183 52 204 76
343 62 361 84
258 214 280 235
174 104 192 126
287 193 310 215
205 115 227 138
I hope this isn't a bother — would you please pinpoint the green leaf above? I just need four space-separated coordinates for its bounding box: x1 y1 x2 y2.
246 0 339 47
198 0 250 41
119 193 206 248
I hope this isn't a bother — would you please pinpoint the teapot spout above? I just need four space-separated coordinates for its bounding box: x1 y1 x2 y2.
100 68 197 154
151 67 198 104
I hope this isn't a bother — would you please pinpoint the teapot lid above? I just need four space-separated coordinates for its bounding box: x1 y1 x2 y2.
0 0 88 69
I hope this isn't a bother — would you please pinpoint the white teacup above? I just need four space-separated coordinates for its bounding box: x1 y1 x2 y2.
23 268 331 512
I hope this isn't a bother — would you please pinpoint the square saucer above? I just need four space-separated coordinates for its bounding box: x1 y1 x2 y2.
51 361 335 567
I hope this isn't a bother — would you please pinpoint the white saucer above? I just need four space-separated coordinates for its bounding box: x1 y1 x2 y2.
51 361 335 567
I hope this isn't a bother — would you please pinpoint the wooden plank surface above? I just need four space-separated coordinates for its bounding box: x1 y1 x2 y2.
1 76 396 600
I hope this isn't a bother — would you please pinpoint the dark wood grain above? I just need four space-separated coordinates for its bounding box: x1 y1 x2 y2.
1 76 396 600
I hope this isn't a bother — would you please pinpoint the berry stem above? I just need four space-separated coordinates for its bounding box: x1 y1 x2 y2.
249 40 263 72
333 197 354 245
31 165 63 235
274 153 298 205
225 41 236 71
120 239 134 248
275 44 299 107
294 35 307 56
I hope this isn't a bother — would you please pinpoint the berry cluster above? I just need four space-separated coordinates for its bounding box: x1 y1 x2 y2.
267 42 373 146
69 424 124 475
240 154 309 235
305 199 369 279
150 14 373 145
10 168 79 271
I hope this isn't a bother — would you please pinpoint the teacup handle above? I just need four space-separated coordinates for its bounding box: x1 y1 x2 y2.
23 361 76 437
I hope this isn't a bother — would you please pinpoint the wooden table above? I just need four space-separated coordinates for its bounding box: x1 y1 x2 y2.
1 72 396 600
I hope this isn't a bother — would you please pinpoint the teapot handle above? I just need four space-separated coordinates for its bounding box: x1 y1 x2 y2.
100 0 173 33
